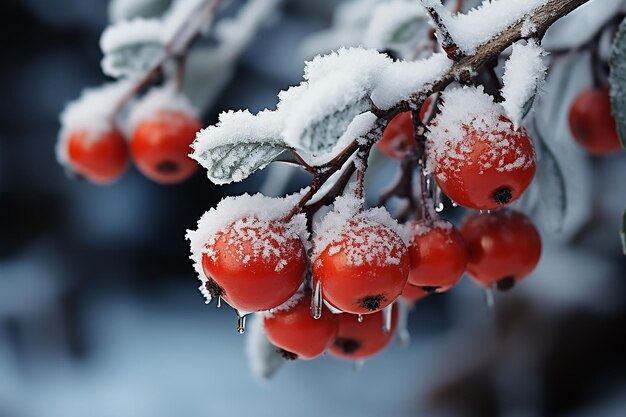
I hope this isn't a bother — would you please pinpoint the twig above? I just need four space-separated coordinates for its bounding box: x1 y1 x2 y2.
422 1 464 61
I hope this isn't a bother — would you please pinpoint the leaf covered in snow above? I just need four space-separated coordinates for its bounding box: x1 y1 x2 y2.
609 16 626 150
363 1 428 49
100 18 165 78
501 40 547 128
191 110 289 185
531 119 566 233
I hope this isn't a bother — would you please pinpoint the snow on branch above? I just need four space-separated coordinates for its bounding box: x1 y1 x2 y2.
191 0 590 186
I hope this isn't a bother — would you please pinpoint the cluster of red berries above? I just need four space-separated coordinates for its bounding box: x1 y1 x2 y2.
64 110 200 185
198 205 541 361
569 86 623 156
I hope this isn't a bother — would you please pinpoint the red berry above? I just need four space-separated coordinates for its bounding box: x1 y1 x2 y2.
131 110 200 184
329 306 397 360
461 210 541 290
202 217 307 312
264 290 339 360
376 97 434 159
568 86 623 156
407 220 467 292
400 283 428 303
430 115 536 210
67 129 128 184
312 220 409 314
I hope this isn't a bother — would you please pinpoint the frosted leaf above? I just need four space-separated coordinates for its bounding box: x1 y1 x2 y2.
279 48 390 151
531 119 566 233
100 18 165 78
363 1 428 49
312 193 409 265
609 17 626 150
421 0 549 55
543 0 623 51
191 109 288 185
185 192 309 301
501 40 547 128
108 0 172 22
56 80 132 166
245 313 285 381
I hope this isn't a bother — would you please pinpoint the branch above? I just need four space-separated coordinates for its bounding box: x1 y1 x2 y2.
422 1 464 61
112 0 223 118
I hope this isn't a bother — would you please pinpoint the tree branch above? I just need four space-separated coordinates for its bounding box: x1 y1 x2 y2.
422 1 464 61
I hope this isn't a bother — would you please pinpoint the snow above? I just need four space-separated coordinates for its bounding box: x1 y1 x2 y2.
100 17 163 54
423 0 549 55
162 0 210 42
56 81 133 165
425 86 535 180
407 217 452 237
501 40 547 128
186 192 309 303
128 84 198 131
312 193 409 266
370 52 452 110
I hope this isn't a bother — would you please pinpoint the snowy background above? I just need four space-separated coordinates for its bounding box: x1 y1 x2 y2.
1 1 626 416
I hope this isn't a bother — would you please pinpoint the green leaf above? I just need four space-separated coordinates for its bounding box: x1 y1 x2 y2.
622 209 626 255
609 16 626 150
195 141 288 185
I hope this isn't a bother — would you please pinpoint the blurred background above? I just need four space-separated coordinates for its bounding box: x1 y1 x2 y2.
1 1 625 416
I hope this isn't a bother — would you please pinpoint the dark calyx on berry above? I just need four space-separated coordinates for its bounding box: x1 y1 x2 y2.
204 279 225 298
156 160 180 174
334 338 361 354
493 187 513 205
277 348 298 360
358 294 385 311
496 276 515 291
421 286 440 294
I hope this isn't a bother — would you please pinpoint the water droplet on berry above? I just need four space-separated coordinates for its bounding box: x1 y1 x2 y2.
433 182 444 212
311 280 323 320
217 296 222 308
357 314 364 323
237 314 247 334
451 201 458 208
382 304 393 333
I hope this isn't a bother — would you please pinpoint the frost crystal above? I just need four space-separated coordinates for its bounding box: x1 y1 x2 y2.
426 86 535 180
501 40 547 128
186 192 309 303
312 194 409 266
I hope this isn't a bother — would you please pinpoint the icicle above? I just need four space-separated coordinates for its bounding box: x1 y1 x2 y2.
217 296 222 308
357 314 363 323
236 313 247 334
311 279 323 319
397 301 410 347
433 181 444 212
382 304 393 333
483 287 495 318
353 359 365 372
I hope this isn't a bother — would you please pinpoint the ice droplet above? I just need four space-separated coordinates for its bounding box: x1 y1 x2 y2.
357 314 363 323
217 296 222 308
237 314 247 334
311 280 323 319
483 287 495 318
451 201 458 208
433 181 444 212
382 304 393 333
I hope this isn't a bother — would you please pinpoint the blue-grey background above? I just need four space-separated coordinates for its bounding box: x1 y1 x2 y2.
1 1 625 416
